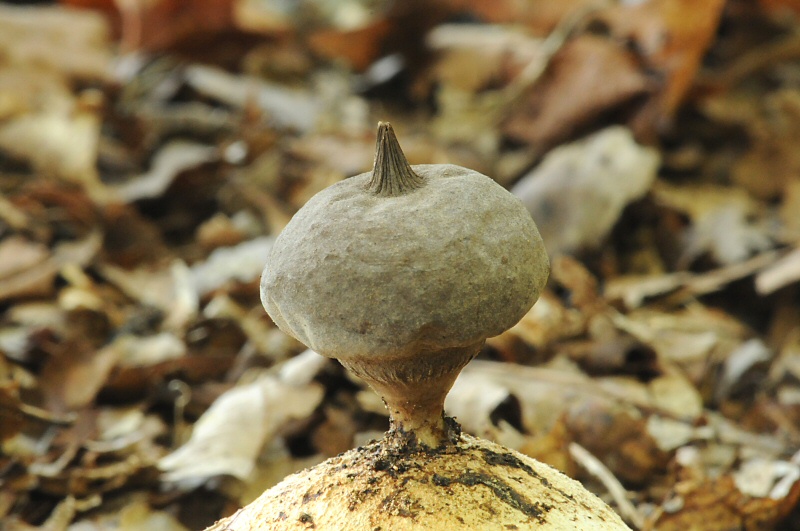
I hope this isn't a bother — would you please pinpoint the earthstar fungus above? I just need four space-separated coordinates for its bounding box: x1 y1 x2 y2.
208 123 630 530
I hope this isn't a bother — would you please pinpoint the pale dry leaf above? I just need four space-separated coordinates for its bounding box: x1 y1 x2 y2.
100 260 198 330
426 24 544 93
681 205 773 266
233 0 294 33
715 339 774 402
287 134 374 178
512 126 659 255
446 371 513 438
498 290 586 349
113 141 218 202
190 236 274 296
614 305 747 382
605 251 778 309
277 349 328 386
85 414 165 454
202 294 294 360
114 333 187 368
0 100 106 197
184 65 320 132
0 4 112 80
0 68 74 121
460 360 599 437
734 457 800 499
756 246 800 294
0 237 50 283
652 181 773 266
646 415 696 451
158 373 323 485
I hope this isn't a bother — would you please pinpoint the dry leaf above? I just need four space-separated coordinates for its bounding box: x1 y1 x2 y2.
190 236 274 296
112 141 218 202
184 65 321 132
653 181 773 266
0 232 102 302
158 372 323 485
649 474 800 530
756 246 800 294
39 337 120 412
512 126 659 256
0 97 105 197
503 35 650 148
604 0 726 131
446 371 514 438
0 4 112 80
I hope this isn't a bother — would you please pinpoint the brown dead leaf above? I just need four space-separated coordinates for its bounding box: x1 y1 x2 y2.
308 19 393 72
40 338 119 413
503 35 650 149
0 232 102 302
112 0 236 52
565 391 669 485
0 379 25 441
649 474 800 530
705 89 800 200
603 0 726 133
758 0 800 18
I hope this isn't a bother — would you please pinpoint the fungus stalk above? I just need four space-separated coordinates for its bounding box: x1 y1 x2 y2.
340 342 482 449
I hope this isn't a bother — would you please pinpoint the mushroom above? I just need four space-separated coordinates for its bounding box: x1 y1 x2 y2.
207 123 630 530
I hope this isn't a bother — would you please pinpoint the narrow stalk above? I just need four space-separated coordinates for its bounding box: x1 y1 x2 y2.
340 342 482 449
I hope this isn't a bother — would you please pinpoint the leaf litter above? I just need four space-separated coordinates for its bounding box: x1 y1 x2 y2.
0 1 799 530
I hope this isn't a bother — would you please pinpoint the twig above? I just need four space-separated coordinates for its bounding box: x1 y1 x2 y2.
709 31 800 88
17 402 77 426
569 442 645 529
501 3 606 108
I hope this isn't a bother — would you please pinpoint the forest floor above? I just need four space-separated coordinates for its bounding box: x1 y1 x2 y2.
1 1 800 529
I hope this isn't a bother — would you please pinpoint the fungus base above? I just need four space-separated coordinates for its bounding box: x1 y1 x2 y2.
206 435 631 531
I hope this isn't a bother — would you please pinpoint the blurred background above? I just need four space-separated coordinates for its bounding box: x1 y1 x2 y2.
1 0 800 529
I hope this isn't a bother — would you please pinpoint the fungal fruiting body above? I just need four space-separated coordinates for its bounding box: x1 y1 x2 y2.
261 123 548 446
206 123 631 530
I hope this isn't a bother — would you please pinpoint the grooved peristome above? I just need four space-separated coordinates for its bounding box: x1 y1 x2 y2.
367 122 425 197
